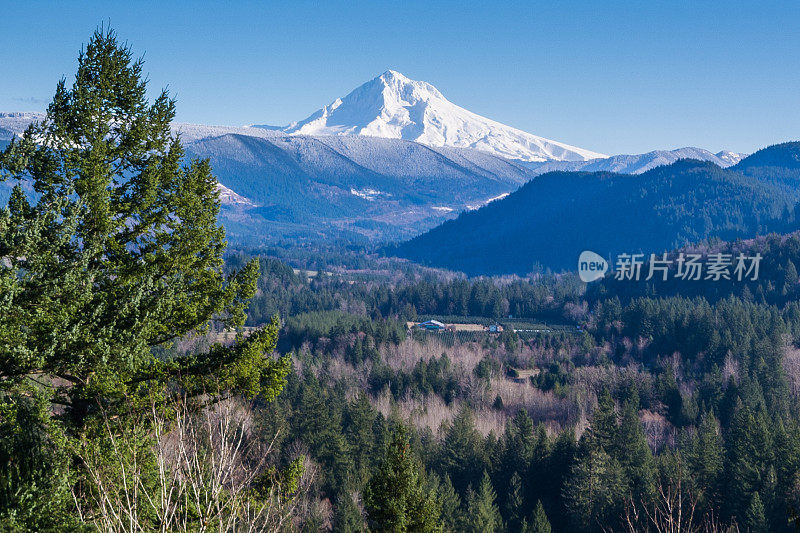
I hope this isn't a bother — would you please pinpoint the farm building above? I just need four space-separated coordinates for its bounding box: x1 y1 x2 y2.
416 320 447 331
486 323 504 333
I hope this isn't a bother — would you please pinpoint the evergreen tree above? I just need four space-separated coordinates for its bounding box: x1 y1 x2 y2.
745 492 768 533
773 420 800 526
563 445 625 532
726 401 774 521
586 388 617 453
0 28 288 425
465 471 503 533
688 411 724 510
333 489 365 533
344 394 380 485
530 499 552 533
544 429 577 532
0 27 290 530
614 396 655 499
433 474 462 533
364 427 443 532
505 471 525 530
438 407 485 496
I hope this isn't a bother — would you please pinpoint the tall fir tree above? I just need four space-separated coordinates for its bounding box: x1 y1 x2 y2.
333 488 365 533
688 411 724 511
0 27 290 530
364 426 443 533
745 492 768 533
435 474 462 533
505 471 525 531
438 406 485 496
586 388 618 453
529 499 552 533
726 401 774 522
465 471 503 533
614 395 655 500
563 444 625 532
0 29 289 426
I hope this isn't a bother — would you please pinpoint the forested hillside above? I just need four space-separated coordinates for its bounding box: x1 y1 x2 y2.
214 236 800 532
394 146 800 275
180 131 536 243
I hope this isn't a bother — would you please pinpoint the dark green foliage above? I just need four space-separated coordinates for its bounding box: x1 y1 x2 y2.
529 499 552 533
725 401 774 521
564 430 626 531
688 412 724 509
0 27 289 422
465 471 503 533
432 474 462 533
437 408 486 496
0 29 290 529
0 390 80 531
333 489 365 533
364 427 443 532
505 471 525 530
250 241 800 531
745 491 769 533
615 395 655 499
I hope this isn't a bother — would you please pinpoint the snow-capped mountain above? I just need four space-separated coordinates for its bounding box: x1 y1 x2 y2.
266 70 606 163
526 147 747 176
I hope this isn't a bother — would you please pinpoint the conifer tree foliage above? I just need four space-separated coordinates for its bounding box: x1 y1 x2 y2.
465 471 503 533
0 28 290 529
0 28 290 424
529 499 552 533
364 426 443 532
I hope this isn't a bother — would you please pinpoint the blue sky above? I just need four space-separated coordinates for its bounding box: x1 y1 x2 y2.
2 1 799 155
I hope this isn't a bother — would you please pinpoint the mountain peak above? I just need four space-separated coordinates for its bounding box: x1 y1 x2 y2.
280 72 605 162
380 69 407 80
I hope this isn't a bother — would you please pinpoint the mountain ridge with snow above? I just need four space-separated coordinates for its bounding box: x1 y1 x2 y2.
526 147 746 176
255 70 607 163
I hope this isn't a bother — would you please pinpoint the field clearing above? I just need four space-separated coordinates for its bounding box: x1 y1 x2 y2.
211 326 260 344
451 323 485 331
509 367 541 380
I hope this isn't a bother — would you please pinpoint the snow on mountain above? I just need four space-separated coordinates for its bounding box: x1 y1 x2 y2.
0 113 266 208
0 112 283 145
715 150 746 167
274 70 606 163
215 183 256 207
526 147 747 176
0 112 44 139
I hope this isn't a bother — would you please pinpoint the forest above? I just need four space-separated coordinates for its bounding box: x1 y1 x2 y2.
3 28 800 533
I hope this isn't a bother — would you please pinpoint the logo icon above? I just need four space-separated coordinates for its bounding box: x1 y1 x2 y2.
578 251 608 282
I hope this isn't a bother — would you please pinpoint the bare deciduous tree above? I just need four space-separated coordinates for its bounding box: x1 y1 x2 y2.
74 397 312 532
622 476 738 533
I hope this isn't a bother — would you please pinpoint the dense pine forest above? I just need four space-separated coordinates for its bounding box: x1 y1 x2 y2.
4 28 800 533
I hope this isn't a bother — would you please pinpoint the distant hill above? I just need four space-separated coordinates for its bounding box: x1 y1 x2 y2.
183 133 536 242
392 145 800 275
733 141 800 170
526 147 745 176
